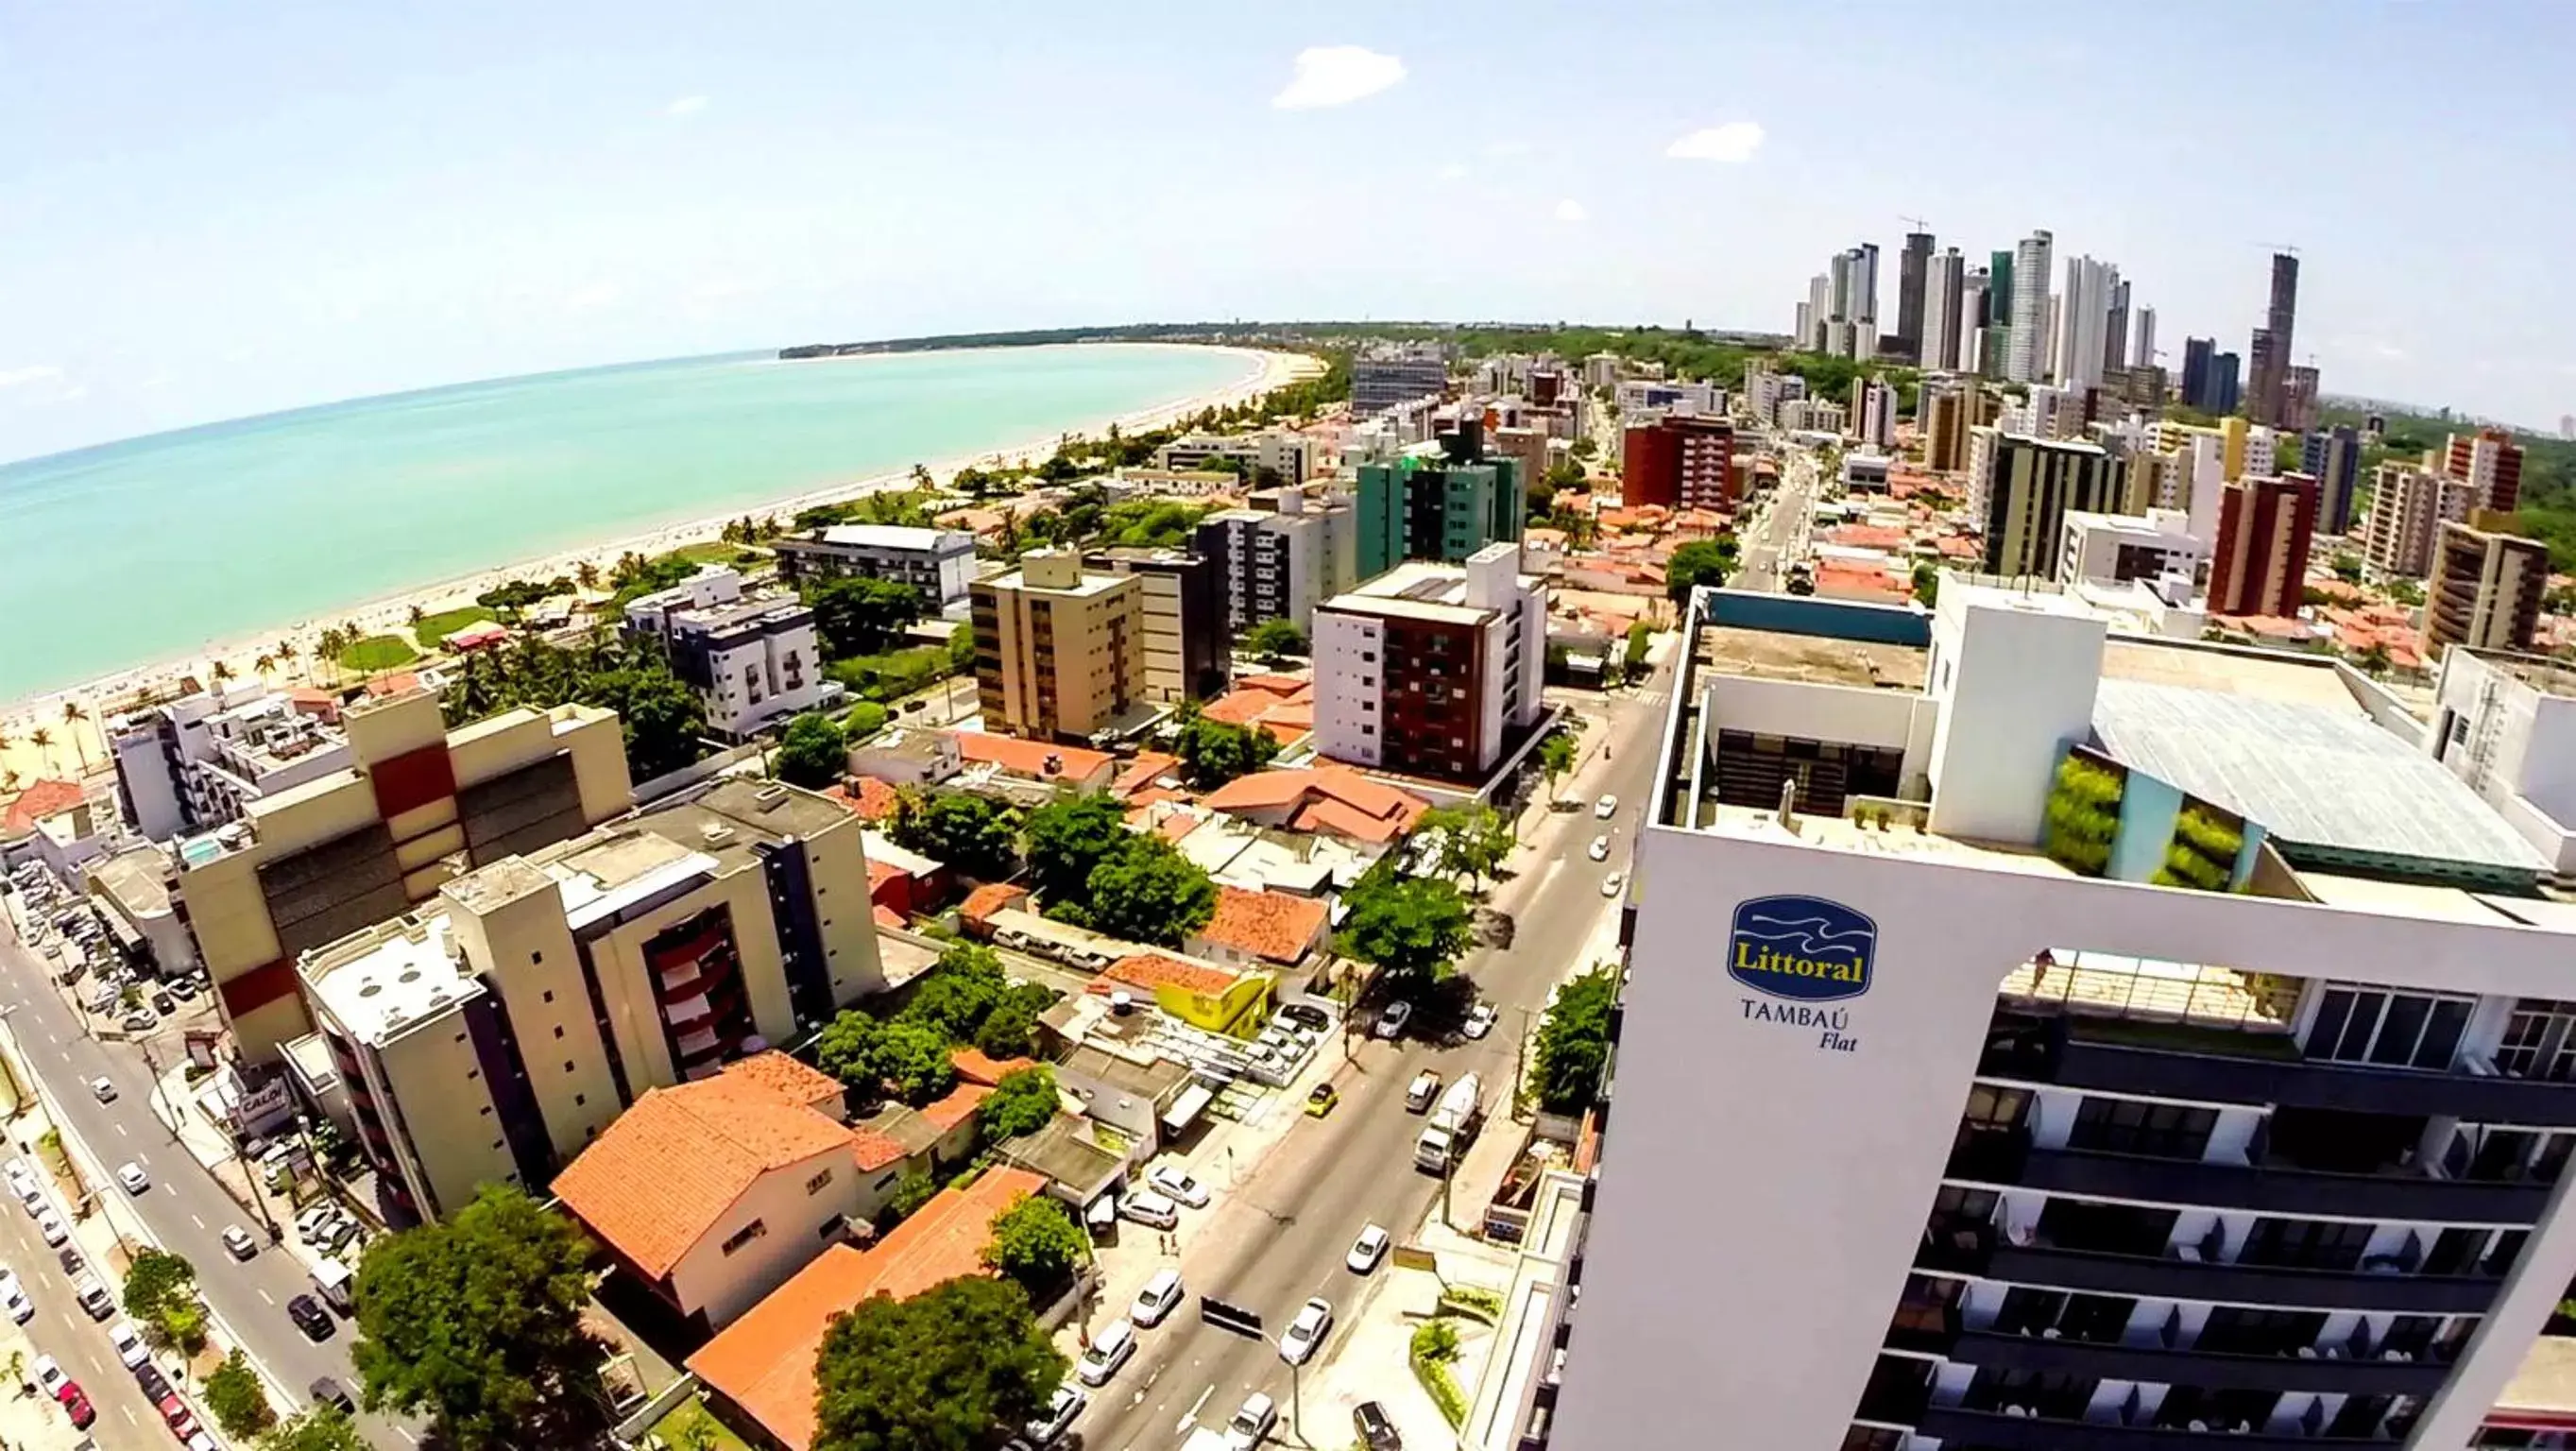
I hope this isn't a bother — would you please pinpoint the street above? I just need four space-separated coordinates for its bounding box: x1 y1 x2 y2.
1076 661 1673 1451
0 1165 170 1447
0 922 420 1448
1732 446 1822 592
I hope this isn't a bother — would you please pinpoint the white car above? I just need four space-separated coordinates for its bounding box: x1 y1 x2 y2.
1145 1165 1210 1208
1278 1296 1333 1365
1224 1391 1278 1450
109 1320 150 1369
1587 834 1611 862
1347 1223 1390 1274
0 1270 30 1323
6 1161 39 1208
1024 1384 1085 1445
1131 1267 1185 1328
89 1077 117 1103
30 1354 65 1398
1602 871 1626 897
116 1162 150 1194
36 1208 68 1246
1463 1003 1497 1040
221 1225 258 1260
1406 1071 1442 1113
1118 1190 1180 1231
1594 794 1619 819
1075 1319 1135 1387
1374 1000 1412 1039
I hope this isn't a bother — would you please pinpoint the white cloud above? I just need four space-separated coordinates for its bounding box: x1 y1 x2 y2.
563 282 624 312
1553 198 1589 223
0 365 64 390
665 94 708 118
1665 122 1766 163
1272 46 1406 111
1437 162 1469 181
1482 141 1532 160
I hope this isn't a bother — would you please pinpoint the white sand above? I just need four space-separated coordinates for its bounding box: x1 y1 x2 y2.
0 344 1320 793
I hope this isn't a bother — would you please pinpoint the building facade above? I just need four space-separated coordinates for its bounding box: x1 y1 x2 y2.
768 524 981 608
1084 547 1230 704
2006 231 2056 384
1351 348 1449 417
969 550 1147 743
2209 473 2322 619
2446 431 2528 515
2303 427 2366 538
1196 501 1322 634
1621 414 1737 510
1972 430 2135 579
1353 418 1527 579
110 685 353 844
2364 466 2481 580
2247 251 2302 428
623 567 824 740
1311 544 1545 783
2056 509 2206 592
2428 521 2550 658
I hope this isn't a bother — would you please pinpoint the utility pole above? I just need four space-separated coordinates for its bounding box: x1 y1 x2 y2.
136 1037 179 1142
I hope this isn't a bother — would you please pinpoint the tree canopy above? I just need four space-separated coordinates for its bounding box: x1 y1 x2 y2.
123 1248 206 1352
1537 731 1578 793
1022 793 1132 902
1174 707 1279 789
810 1277 1066 1451
981 1194 1089 1300
815 1009 893 1104
350 1186 607 1449
206 1348 277 1438
1666 538 1738 604
889 789 1022 880
258 1409 372 1451
978 1067 1060 1145
776 712 848 788
809 577 925 659
1532 967 1617 1115
1414 803 1514 892
1074 834 1219 947
974 982 1056 1060
1244 618 1307 664
874 1018 960 1105
904 945 1009 1041
1336 862 1475 983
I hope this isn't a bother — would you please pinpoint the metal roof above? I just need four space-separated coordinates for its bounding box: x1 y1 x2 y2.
2090 676 2548 876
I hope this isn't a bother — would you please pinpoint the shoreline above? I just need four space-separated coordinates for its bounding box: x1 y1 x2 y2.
0 343 1316 787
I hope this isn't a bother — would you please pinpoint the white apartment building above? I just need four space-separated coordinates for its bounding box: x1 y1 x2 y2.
2057 508 2205 592
2006 230 2056 384
1154 430 1314 485
1744 367 1810 428
2366 466 2481 580
2429 648 2576 877
1853 379 1899 450
1311 544 1544 784
623 568 824 740
2056 256 2123 391
1614 379 1722 418
769 524 981 608
111 685 354 843
1505 578 2576 1451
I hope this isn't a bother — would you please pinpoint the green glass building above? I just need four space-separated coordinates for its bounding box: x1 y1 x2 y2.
1353 419 1526 580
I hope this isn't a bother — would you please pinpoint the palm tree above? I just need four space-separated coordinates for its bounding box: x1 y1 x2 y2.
211 659 234 686
27 727 54 773
59 702 92 770
406 603 426 626
274 639 301 681
254 653 277 676
574 561 601 593
910 462 933 488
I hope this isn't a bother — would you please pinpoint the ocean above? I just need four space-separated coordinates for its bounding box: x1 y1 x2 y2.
0 344 1259 704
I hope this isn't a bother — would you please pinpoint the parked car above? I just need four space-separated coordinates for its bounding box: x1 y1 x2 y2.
1117 1190 1180 1231
294 1204 337 1242
1347 1223 1390 1274
1305 1083 1339 1118
136 1362 172 1403
30 1354 66 1399
169 975 205 1001
1278 1297 1333 1365
109 1321 149 1369
1462 1003 1497 1040
120 1010 158 1034
324 1218 362 1255
1374 1000 1412 1039
89 1077 117 1103
73 1274 112 1320
61 1387 94 1429
1224 1391 1278 1450
1144 1165 1210 1208
287 1294 334 1340
1024 1384 1084 1445
37 1208 70 1246
220 1225 258 1260
308 1378 356 1415
1354 1400 1404 1451
1601 871 1625 897
1131 1267 1185 1327
1075 1319 1135 1387
1594 794 1618 819
1587 834 1611 861
1277 1002 1332 1033
1405 1071 1442 1113
115 1162 150 1194
0 1270 31 1323
158 1391 198 1438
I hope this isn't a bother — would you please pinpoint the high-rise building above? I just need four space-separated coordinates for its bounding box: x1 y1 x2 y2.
2247 251 2301 426
2180 337 2216 411
2005 232 2055 384
1195 499 1323 635
2055 255 2121 391
2363 464 2480 579
176 689 637 1063
1083 546 1231 705
2131 305 2158 372
2208 472 2321 618
1522 577 2576 1451
1919 384 1996 474
109 684 354 845
969 550 1148 743
2104 278 2133 379
1957 267 1990 375
1311 544 1544 783
1920 248 1966 371
1851 376 1898 450
2300 426 2365 538
2428 519 2550 657
2445 429 2528 513
2281 365 2322 433
1987 248 2014 330
1353 418 1526 577
1350 346 1449 417
2212 350 2243 415
1621 414 1737 510
1971 429 2133 578
622 569 825 742
1896 230 1936 363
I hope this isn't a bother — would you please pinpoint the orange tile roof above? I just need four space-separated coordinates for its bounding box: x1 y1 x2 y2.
1234 672 1311 695
1098 950 1240 999
950 1047 1036 1086
1203 766 1428 843
872 904 907 930
1112 751 1180 798
2 779 84 836
849 1126 910 1172
919 1081 992 1135
686 1167 1048 1451
954 731 1113 783
832 777 900 822
362 671 421 698
961 882 1028 926
550 1076 855 1280
1827 524 1909 550
721 1051 844 1115
1196 887 1328 964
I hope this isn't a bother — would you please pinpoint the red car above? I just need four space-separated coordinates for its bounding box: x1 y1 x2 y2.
62 1388 95 1429
159 1392 198 1438
51 1374 81 1407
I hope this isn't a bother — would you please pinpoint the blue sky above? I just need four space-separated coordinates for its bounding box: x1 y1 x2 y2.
5 0 2573 463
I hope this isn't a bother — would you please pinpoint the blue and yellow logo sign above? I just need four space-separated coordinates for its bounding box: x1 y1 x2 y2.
1729 896 1877 1002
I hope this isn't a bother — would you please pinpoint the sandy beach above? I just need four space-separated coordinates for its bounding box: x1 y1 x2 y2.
0 343 1318 796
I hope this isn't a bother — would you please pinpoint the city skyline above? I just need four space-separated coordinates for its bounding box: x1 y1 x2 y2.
6 0 2575 465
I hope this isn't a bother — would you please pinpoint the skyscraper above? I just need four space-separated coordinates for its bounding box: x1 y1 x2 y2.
2301 424 2364 537
2005 231 2052 384
2180 336 2215 410
2131 305 2157 372
2053 255 2118 391
1956 268 1989 375
2247 251 2300 425
2209 470 2321 618
1895 230 1935 363
2213 350 2243 415
1919 248 1965 371
2103 278 2132 379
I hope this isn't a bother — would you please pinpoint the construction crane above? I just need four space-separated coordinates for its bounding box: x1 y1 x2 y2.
2258 241 2303 257
1900 214 1932 234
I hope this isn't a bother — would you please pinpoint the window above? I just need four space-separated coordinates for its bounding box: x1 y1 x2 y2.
806 1169 834 1195
574 1093 586 1107
531 950 542 964
1840 1428 1903 1451
2303 985 2472 1070
2238 1217 2372 1272
1885 1273 1963 1345
543 990 555 1004
2068 1096 2217 1159
2197 1306 2324 1357
2495 999 2576 1081
720 1220 768 1256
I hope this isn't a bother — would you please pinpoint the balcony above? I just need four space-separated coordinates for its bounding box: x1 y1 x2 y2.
1982 1241 2501 1316
1917 1407 2394 1451
674 1025 723 1062
1953 1128 2551 1224
1946 1329 2451 1397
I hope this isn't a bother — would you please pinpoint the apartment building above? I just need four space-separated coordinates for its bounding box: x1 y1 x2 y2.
2209 473 2322 620
1312 543 1545 783
1083 547 1230 704
2428 521 2550 658
768 524 981 608
1509 580 2576 1451
295 777 883 1225
1852 377 1900 450
2364 465 2481 580
1921 385 1999 474
2427 648 2576 876
1353 418 1527 578
2057 509 2205 592
969 550 1147 743
178 689 634 1063
2303 427 2366 539
1621 413 1737 510
1351 347 1450 417
2446 431 2528 515
623 567 824 739
1195 492 1333 634
1970 430 2137 579
1152 430 1312 485
110 685 353 843
1744 366 1809 428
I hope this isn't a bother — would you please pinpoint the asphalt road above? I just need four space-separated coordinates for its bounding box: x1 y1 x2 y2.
0 918 420 1448
0 1166 173 1446
1735 447 1819 593
1077 666 1673 1451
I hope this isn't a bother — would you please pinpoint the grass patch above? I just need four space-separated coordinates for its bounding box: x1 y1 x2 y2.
1437 1286 1505 1324
338 635 421 673
826 645 954 703
666 539 751 568
1410 1317 1469 1428
412 606 497 650
2068 1015 2304 1060
646 1394 754 1451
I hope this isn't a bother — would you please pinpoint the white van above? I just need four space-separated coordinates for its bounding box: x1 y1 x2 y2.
1077 1319 1136 1386
1132 1268 1185 1328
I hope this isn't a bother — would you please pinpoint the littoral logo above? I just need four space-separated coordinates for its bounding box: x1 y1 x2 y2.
1728 895 1877 1002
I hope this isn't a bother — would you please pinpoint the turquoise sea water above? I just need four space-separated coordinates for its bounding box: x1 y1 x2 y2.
0 345 1257 704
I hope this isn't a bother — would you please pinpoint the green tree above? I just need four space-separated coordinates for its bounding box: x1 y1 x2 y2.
1078 837 1219 947
584 661 708 780
1022 793 1131 902
843 701 890 740
810 1277 1066 1451
1531 968 1617 1115
1910 562 1941 607
1569 435 1598 460
809 577 925 659
350 1186 607 1450
815 1010 890 1102
948 622 976 672
973 983 1054 1060
124 1249 206 1352
1537 731 1578 799
1415 803 1514 891
1244 618 1307 665
776 712 848 788
1666 538 1737 603
981 1194 1089 1299
1622 621 1652 679
2330 553 2364 585
1543 457 1589 494
882 1170 941 1226
1336 862 1475 984
259 1408 372 1451
889 789 1022 880
206 1348 278 1438
903 945 1007 1041
875 1018 958 1105
978 1067 1060 1145
1174 706 1280 789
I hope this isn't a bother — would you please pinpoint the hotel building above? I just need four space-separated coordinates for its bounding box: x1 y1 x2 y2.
2428 522 2550 659
969 550 1148 743
296 777 883 1224
178 689 635 1063
1311 543 1544 783
768 524 981 609
1498 580 2576 1451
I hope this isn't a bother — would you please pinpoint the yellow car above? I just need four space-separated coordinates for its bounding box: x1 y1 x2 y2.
1305 1083 1339 1118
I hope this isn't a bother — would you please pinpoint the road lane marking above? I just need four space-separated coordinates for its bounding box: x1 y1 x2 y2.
397 1431 418 1444
114 1122 128 1137
1181 1384 1213 1430
258 1288 276 1306
190 1214 205 1229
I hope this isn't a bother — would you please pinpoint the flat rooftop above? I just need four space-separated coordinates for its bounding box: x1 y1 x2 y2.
1695 623 1927 691
544 833 719 932
637 777 855 851
813 523 968 551
301 912 483 1045
1692 802 2078 881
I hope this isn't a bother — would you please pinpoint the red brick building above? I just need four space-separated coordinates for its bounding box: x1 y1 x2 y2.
2208 472 2320 619
1621 415 1736 510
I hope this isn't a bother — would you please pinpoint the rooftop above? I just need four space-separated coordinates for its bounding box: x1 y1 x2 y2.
811 523 971 551
1194 886 1330 964
953 731 1114 783
299 912 484 1046
1098 950 1240 999
1695 623 1928 691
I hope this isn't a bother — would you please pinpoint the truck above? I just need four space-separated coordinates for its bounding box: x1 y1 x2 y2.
311 1258 355 1315
1413 1072 1484 1172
